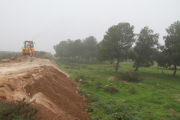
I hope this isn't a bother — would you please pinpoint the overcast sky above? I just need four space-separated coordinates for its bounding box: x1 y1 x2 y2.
0 0 180 54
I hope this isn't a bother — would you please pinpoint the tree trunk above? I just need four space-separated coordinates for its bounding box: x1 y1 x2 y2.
173 65 177 76
115 59 120 72
134 66 139 73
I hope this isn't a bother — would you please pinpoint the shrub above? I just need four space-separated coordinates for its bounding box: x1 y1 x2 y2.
96 86 103 89
0 98 38 120
95 82 102 86
79 75 85 80
112 113 141 120
120 71 142 82
87 96 100 103
87 105 95 112
90 77 95 81
64 66 70 69
104 106 114 114
85 82 92 87
78 89 93 97
111 103 139 120
81 65 87 69
81 80 87 84
104 87 119 93
106 99 116 105
74 78 79 82
129 87 137 94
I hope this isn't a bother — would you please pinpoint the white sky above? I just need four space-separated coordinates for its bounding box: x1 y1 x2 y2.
0 0 180 54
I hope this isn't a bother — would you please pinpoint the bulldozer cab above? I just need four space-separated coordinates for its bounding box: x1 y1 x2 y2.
24 41 34 48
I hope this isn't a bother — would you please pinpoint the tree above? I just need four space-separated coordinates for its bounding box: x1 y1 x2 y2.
133 26 159 73
161 21 180 76
53 41 67 58
98 22 135 72
72 39 84 59
53 37 98 62
83 36 97 62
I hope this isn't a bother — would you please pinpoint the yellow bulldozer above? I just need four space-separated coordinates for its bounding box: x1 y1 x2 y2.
22 41 35 62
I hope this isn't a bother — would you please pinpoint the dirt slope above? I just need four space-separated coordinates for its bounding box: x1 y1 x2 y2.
0 56 89 120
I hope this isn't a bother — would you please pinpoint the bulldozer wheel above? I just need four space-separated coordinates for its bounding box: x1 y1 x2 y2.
23 53 26 56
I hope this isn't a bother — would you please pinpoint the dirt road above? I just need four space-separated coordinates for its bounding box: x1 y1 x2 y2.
0 56 89 120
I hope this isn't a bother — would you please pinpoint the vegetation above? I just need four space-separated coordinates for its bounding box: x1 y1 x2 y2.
54 21 180 75
34 51 54 60
55 60 180 120
0 51 54 61
158 21 180 76
53 36 98 63
97 22 135 72
0 98 38 120
54 20 180 119
120 70 142 82
133 26 159 73
0 51 21 60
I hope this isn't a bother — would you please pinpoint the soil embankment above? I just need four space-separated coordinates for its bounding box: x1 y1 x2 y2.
0 56 89 120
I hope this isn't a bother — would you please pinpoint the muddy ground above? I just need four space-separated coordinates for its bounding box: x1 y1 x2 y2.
0 56 89 120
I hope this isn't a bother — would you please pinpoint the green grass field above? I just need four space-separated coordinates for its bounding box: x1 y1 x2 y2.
55 60 180 120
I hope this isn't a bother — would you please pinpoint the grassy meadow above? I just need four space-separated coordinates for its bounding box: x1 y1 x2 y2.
55 60 180 120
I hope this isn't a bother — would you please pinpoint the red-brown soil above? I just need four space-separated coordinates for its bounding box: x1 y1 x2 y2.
0 56 89 120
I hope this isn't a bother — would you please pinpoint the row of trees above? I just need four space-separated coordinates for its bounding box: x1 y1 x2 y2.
54 21 180 76
98 23 159 73
53 36 98 62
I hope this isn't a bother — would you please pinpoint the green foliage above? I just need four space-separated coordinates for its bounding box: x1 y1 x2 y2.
104 87 119 93
133 26 159 72
87 96 100 103
97 22 135 72
78 89 93 97
158 21 180 76
129 87 137 94
120 71 142 82
90 100 140 120
56 60 180 120
0 51 21 60
34 51 54 60
0 99 38 120
53 36 98 63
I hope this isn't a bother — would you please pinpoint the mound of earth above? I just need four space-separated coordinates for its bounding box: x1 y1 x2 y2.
0 56 89 120
10 55 37 62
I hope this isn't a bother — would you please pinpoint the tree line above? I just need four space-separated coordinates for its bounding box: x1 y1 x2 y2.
53 36 98 63
54 21 180 76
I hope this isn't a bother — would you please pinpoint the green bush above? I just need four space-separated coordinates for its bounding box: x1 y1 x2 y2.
0 98 38 120
74 78 79 82
129 87 137 94
106 99 116 105
87 96 100 103
96 86 103 89
104 106 115 114
97 100 141 120
104 87 119 93
78 89 93 97
120 71 142 82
